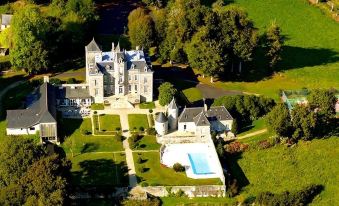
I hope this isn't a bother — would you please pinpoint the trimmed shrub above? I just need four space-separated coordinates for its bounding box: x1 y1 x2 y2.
139 126 145 132
137 157 143 164
225 142 249 154
173 163 185 172
146 128 156 135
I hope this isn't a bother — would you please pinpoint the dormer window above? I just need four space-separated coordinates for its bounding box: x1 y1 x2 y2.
144 66 148 72
131 64 135 70
105 65 111 70
118 57 123 63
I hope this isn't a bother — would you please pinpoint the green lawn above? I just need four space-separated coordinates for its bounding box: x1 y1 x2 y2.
237 118 267 137
133 152 222 186
132 135 161 151
197 0 339 100
139 102 156 109
128 114 149 130
98 114 121 131
91 103 104 110
70 152 128 188
229 137 339 205
161 197 235 206
182 87 203 103
61 118 124 154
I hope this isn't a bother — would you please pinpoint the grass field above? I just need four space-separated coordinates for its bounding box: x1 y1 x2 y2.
229 137 339 205
237 118 267 137
91 103 104 110
70 152 128 187
61 118 124 154
139 102 156 109
132 135 161 151
133 152 222 186
161 197 235 206
128 114 149 130
197 0 339 100
182 87 203 103
98 114 121 131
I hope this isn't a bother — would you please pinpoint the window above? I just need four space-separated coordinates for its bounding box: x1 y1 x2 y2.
144 66 148 72
129 85 132 92
95 89 99 96
94 80 97 86
184 125 187 130
134 75 138 81
119 86 123 94
29 127 35 131
128 74 131 81
119 76 123 83
134 85 138 92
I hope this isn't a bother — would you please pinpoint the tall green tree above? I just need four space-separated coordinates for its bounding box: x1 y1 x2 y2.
0 137 45 188
308 89 336 120
265 22 284 68
10 6 49 73
185 26 224 82
291 105 317 140
158 82 177 106
266 104 291 137
128 14 155 49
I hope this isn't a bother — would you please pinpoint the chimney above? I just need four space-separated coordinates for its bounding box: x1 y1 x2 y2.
203 98 208 112
43 76 49 83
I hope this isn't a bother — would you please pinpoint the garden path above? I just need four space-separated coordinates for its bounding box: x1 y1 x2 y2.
237 129 268 139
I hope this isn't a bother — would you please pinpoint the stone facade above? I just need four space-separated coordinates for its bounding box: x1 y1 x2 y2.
85 39 153 105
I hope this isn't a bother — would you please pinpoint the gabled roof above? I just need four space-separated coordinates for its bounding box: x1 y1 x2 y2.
206 106 233 121
6 83 57 128
178 107 204 123
1 14 12 26
56 86 91 99
168 98 178 110
155 112 168 123
86 38 101 52
193 112 210 126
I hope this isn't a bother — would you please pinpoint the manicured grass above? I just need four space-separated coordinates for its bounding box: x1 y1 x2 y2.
139 102 155 109
237 118 267 137
132 135 161 151
91 103 104 110
128 114 149 130
61 118 124 154
229 137 339 205
133 152 222 186
70 152 128 187
197 0 339 100
98 114 121 131
161 197 236 206
182 87 203 103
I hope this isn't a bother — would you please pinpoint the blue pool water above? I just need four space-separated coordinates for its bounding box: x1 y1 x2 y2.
188 153 214 175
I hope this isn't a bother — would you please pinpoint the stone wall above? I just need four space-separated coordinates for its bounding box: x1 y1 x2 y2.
142 185 226 197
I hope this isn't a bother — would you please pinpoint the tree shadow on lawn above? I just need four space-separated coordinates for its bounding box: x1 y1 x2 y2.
219 46 339 82
223 152 250 190
58 118 83 143
72 158 129 192
81 143 100 154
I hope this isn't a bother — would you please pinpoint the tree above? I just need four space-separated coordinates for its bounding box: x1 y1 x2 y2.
128 8 155 49
150 8 168 43
10 6 50 73
19 154 70 206
265 22 284 68
291 105 317 140
266 104 291 137
0 137 45 188
185 26 224 82
308 89 336 121
231 119 238 135
158 82 177 106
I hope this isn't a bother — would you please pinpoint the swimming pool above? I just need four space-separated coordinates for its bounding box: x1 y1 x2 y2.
188 153 214 175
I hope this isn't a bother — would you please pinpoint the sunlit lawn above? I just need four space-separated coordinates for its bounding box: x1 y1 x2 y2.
98 114 121 131
183 87 203 103
237 118 267 137
229 137 339 205
128 114 149 130
132 135 161 151
139 102 155 109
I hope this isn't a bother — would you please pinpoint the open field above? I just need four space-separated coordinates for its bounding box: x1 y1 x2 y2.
128 114 149 130
98 114 121 131
70 152 128 188
61 118 124 154
229 137 339 205
197 0 339 100
133 152 222 186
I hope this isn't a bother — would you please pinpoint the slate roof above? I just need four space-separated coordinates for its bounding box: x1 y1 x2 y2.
155 112 168 123
193 112 210 126
178 106 233 126
56 86 91 99
1 14 12 26
6 83 57 128
168 98 178 110
86 38 101 52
